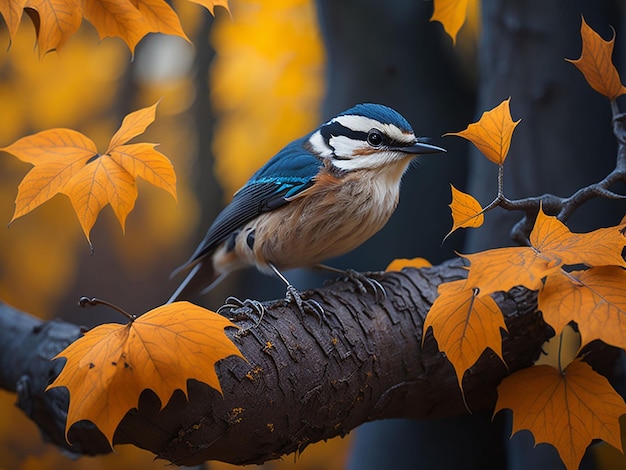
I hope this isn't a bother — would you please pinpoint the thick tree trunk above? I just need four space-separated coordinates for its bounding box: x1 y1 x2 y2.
0 260 617 466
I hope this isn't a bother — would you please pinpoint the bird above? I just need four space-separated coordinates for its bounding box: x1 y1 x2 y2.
168 103 445 314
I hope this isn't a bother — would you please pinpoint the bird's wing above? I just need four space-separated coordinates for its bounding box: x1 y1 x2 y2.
179 137 322 269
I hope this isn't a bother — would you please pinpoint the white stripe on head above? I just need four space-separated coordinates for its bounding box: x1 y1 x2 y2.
308 130 334 157
335 115 416 145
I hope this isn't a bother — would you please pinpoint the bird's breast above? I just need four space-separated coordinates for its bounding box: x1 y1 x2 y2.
232 164 408 271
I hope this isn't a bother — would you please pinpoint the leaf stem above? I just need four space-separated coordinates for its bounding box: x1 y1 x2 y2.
78 296 137 321
556 331 565 375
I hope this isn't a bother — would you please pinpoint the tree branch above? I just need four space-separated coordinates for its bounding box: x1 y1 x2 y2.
472 105 626 246
0 259 618 465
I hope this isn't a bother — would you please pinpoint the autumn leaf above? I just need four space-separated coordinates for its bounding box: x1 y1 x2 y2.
424 280 507 388
188 0 230 15
446 184 484 239
527 209 625 267
1 0 229 54
464 208 625 295
446 98 520 165
463 247 560 296
46 301 244 446
566 17 626 100
25 0 83 54
1 101 177 247
495 360 626 470
81 0 185 54
430 0 469 45
539 267 626 350
385 257 432 272
551 224 626 268
0 0 26 40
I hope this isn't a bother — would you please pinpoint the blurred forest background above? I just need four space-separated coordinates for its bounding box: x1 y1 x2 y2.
1 0 626 468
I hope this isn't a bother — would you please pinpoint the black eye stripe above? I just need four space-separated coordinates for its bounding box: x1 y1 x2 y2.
320 121 369 144
320 120 412 157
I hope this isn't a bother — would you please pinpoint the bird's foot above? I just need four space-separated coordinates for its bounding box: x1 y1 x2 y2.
284 284 324 320
338 269 387 302
317 264 386 301
217 296 266 330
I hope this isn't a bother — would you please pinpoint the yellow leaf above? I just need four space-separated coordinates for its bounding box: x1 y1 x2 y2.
2 0 225 54
566 17 626 100
539 267 626 350
464 246 560 295
24 0 82 54
558 225 626 268
446 98 520 165
2 101 177 246
424 280 507 388
109 143 177 196
464 207 626 295
385 257 432 272
187 0 229 15
446 184 484 239
0 0 27 41
64 155 138 239
530 209 626 267
131 0 190 42
107 101 159 151
495 360 626 470
4 129 98 221
82 0 151 53
46 301 245 446
430 0 469 45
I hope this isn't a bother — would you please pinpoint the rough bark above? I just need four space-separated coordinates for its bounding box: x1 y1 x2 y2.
0 259 618 466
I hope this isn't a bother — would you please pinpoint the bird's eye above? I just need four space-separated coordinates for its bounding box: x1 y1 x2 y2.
366 129 384 147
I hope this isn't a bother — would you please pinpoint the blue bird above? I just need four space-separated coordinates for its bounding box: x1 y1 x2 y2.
168 103 445 311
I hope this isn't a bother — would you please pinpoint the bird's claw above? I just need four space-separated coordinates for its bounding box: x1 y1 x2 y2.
342 269 387 302
284 284 324 320
217 296 266 330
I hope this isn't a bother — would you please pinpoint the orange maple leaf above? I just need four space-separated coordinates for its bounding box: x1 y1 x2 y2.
2 102 177 248
446 98 520 165
464 208 625 295
82 0 188 54
46 301 245 446
539 267 626 350
553 224 626 268
424 280 507 388
0 0 26 40
430 0 469 45
188 0 230 15
0 0 228 54
495 360 626 470
464 246 560 296
23 0 82 54
446 184 484 240
385 257 432 272
566 17 626 100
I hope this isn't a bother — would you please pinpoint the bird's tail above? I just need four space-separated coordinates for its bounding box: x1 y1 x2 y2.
167 260 224 304
167 263 202 304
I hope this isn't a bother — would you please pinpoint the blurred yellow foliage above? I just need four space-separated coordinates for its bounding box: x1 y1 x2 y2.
210 0 325 197
0 21 200 315
0 24 127 315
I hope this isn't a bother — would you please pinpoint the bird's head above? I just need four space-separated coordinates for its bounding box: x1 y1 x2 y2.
307 103 446 172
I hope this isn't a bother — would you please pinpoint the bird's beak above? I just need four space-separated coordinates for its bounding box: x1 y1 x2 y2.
393 141 446 155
